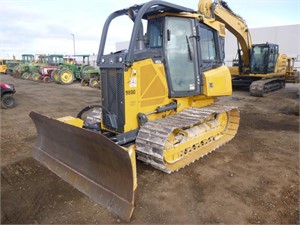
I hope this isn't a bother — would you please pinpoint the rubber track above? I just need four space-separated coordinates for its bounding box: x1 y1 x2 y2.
250 78 285 97
136 105 239 173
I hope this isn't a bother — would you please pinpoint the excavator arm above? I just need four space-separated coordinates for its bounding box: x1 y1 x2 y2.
199 0 292 96
198 0 252 70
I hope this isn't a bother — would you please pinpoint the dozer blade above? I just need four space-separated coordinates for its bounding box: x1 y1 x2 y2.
29 111 136 221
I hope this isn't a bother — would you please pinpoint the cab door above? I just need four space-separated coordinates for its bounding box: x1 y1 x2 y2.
164 17 200 97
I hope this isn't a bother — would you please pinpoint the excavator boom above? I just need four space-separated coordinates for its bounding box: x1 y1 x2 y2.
198 0 252 68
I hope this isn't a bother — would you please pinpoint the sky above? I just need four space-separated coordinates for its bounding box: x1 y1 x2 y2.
1 0 299 59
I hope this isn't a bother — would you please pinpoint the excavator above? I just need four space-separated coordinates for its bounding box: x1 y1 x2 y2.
199 0 295 96
29 0 240 221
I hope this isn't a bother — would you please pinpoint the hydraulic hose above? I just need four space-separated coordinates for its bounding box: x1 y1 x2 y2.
76 104 110 119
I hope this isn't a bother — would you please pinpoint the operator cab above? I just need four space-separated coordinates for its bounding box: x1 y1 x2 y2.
22 54 34 63
97 1 226 133
250 43 279 74
48 55 64 66
147 16 224 96
98 1 225 97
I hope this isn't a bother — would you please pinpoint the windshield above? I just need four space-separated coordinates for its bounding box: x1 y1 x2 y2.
250 45 277 74
49 56 64 65
22 55 34 62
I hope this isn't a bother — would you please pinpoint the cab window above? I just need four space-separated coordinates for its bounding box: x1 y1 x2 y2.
148 19 163 48
199 24 221 70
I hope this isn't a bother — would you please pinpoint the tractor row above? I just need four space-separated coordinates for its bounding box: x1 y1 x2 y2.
7 54 100 88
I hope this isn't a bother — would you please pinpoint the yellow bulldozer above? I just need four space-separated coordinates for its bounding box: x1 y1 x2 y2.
29 0 240 221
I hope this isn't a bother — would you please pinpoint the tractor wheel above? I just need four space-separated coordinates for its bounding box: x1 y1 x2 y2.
51 69 60 83
89 78 100 88
32 73 41 81
22 72 31 80
58 68 74 85
81 79 89 86
1 94 16 109
43 76 51 83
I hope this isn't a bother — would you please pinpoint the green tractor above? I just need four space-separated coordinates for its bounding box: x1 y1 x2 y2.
13 54 49 80
12 54 35 78
29 54 64 83
51 54 100 86
38 54 65 82
6 59 22 75
26 54 48 81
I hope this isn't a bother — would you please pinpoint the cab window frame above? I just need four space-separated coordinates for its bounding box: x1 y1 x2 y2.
198 23 222 71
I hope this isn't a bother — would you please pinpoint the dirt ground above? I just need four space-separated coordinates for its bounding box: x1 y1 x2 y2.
1 74 299 224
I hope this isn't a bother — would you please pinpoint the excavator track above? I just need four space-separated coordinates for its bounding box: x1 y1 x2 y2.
136 105 240 173
250 78 285 97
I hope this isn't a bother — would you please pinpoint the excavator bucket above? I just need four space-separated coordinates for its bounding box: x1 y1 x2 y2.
29 111 136 221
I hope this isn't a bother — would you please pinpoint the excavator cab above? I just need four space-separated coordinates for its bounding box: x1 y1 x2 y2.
250 43 279 74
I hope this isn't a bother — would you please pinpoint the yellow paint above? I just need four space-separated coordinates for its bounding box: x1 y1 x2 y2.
60 70 73 83
229 66 239 75
163 107 240 172
118 59 232 133
123 59 170 132
203 66 232 96
125 145 138 190
164 111 228 163
0 60 7 73
57 116 84 127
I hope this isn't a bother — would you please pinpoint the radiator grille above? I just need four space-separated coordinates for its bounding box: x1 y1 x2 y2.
101 68 125 133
